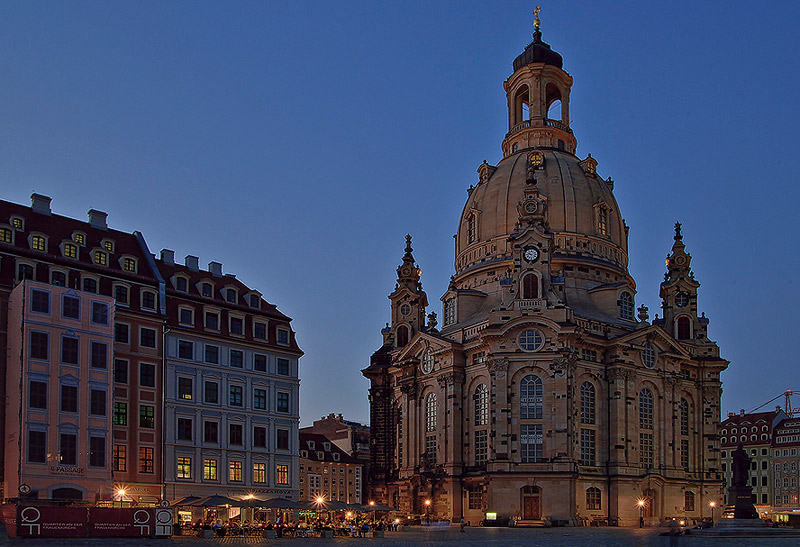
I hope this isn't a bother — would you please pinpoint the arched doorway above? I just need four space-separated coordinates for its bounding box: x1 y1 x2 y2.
52 487 83 501
642 488 657 518
521 486 541 519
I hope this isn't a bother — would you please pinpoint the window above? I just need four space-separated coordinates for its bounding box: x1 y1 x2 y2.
425 393 437 431
28 430 46 463
580 382 596 424
140 363 156 387
681 439 690 470
229 385 243 407
83 277 98 293
229 424 243 445
582 349 598 362
619 291 634 321
522 273 539 299
31 289 50 313
12 217 24 230
254 388 267 410
90 389 106 416
680 398 689 436
277 392 289 413
61 336 79 364
141 291 156 310
139 447 154 473
113 444 128 471
276 358 290 375
203 459 218 480
177 457 192 479
520 375 543 419
115 323 129 343
475 429 488 464
276 429 289 450
276 464 289 485
61 385 78 412
253 426 267 448
62 295 80 319
18 263 34 281
114 359 128 383
640 433 654 468
201 283 213 297
205 311 219 330
468 490 482 510
122 257 136 272
255 354 268 372
277 328 289 345
89 436 106 467
91 302 108 325
204 381 219 404
467 212 478 244
444 298 456 325
229 461 243 481
113 402 127 425
474 384 488 426
140 327 156 348
29 381 47 409
518 329 545 351
140 405 155 428
639 389 653 429
91 341 107 369
72 232 85 245
178 340 193 359
226 288 237 303
677 316 691 340
103 240 114 252
230 317 243 335
230 349 243 367
175 277 188 292
203 345 219 364
178 377 193 400
204 421 218 443
114 285 129 304
178 418 193 441
253 462 266 483
521 424 543 463
598 207 608 235
30 331 49 360
60 433 77 465
580 428 596 466
254 322 267 339
0 227 12 243
51 270 66 286
249 294 260 308
179 308 193 325
31 234 47 252
586 487 601 510
685 491 695 512
93 250 108 266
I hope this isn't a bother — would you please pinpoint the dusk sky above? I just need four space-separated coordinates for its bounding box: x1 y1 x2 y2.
2 1 798 426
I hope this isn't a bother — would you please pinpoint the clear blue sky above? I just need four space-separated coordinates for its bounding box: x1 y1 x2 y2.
2 1 798 426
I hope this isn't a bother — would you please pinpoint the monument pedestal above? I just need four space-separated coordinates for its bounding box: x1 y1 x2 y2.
728 486 759 519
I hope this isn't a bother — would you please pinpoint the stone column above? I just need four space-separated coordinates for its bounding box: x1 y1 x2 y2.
488 358 510 468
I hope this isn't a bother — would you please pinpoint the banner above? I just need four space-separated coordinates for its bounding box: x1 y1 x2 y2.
16 506 86 537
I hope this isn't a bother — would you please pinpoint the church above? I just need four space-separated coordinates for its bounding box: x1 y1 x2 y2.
363 16 727 526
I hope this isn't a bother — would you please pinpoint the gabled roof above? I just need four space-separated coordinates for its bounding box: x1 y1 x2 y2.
395 330 460 362
299 432 360 465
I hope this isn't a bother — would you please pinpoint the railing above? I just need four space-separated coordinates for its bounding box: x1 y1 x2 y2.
463 322 488 340
544 118 573 134
505 118 573 138
515 298 546 310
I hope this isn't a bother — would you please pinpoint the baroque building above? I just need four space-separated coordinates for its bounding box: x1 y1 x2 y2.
364 20 727 526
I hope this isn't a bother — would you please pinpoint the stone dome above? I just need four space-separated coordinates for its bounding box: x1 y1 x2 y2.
513 29 563 71
455 149 628 277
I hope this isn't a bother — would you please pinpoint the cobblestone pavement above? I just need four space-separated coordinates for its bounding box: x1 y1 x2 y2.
1 526 796 546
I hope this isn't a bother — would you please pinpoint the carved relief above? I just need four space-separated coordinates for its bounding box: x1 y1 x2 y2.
488 358 509 379
550 351 578 376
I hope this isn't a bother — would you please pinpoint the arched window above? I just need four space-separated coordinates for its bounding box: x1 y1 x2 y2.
680 398 689 436
425 393 437 432
685 491 695 511
520 375 543 419
17 263 34 281
639 389 653 430
619 292 633 321
580 382 596 425
443 298 456 326
677 316 691 340
598 207 608 236
467 213 478 244
474 384 488 426
522 273 539 299
586 487 601 510
396 326 408 347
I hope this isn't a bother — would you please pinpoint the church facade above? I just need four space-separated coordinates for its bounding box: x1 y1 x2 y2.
363 22 727 526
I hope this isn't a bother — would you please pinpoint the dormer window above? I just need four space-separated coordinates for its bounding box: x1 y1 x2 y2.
11 217 24 230
73 232 86 245
30 234 47 252
174 277 188 292
307 440 315 450
333 453 340 461
443 298 456 326
277 328 289 345
201 282 213 297
102 239 115 253
323 442 331 451
141 291 157 310
0 227 12 243
249 294 260 308
225 288 237 303
618 291 633 321
121 256 137 273
316 451 324 460
93 249 108 266
598 207 608 236
63 242 78 259
467 212 479 244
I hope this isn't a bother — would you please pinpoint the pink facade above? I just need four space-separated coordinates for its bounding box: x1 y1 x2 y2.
5 280 114 502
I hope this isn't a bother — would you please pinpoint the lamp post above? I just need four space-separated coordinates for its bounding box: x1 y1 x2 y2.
424 499 431 524
369 500 376 524
117 489 126 509
709 501 716 525
637 499 645 528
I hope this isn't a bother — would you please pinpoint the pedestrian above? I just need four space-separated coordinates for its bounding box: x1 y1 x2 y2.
459 517 465 532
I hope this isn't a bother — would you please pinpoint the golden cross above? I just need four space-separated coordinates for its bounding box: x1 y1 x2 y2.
534 6 541 30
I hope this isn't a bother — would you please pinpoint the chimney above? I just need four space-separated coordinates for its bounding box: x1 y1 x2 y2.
185 255 199 272
728 412 735 418
740 409 745 416
208 261 223 277
160 249 175 265
88 209 108 230
30 193 52 215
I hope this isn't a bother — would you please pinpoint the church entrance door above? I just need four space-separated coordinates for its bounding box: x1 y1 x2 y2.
521 486 541 519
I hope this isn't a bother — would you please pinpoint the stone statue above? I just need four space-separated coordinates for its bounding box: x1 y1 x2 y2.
731 445 750 487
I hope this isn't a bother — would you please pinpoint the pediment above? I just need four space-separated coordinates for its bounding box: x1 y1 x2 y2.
396 331 458 361
611 324 691 359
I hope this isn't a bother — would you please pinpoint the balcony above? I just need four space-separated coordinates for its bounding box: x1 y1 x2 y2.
515 298 546 311
506 118 573 139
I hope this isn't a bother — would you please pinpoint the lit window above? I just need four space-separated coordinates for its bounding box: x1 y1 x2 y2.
598 207 608 235
177 457 192 479
0 227 12 243
253 462 266 483
586 487 601 510
12 217 24 230
31 235 46 251
229 461 243 481
178 378 193 400
103 240 114 252
73 232 85 245
276 464 289 485
113 445 126 472
93 250 108 266
63 243 77 258
122 258 136 272
203 459 218 480
139 447 154 473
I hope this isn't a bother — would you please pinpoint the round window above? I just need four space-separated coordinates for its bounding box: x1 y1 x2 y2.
641 343 656 368
518 329 545 352
400 304 411 316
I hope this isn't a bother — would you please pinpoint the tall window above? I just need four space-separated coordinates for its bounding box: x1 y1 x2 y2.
31 289 50 313
113 445 126 472
520 424 543 463
28 430 46 463
444 298 456 326
139 447 154 473
60 433 77 464
598 207 608 235
30 331 49 360
276 464 289 485
680 398 689 436
475 430 488 464
639 389 653 430
677 316 691 340
467 213 478 244
586 487 601 510
580 382 595 424
580 429 596 466
396 326 408 347
681 439 690 471
425 393 437 431
62 295 80 319
89 437 106 467
425 435 437 465
254 388 267 410
253 462 266 483
520 375 543 419
229 461 243 481
140 405 155 428
29 381 47 409
113 402 127 425
229 385 243 407
61 337 79 364
204 459 218 480
474 384 488 426
685 490 695 511
177 457 192 479
619 291 633 320
640 432 654 468
91 302 108 324
522 273 539 299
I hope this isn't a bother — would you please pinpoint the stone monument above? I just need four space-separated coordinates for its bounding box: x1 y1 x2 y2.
729 444 759 519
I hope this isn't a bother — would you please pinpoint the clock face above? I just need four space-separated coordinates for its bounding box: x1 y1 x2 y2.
400 304 411 316
401 267 411 276
524 248 540 262
675 293 689 307
525 201 538 214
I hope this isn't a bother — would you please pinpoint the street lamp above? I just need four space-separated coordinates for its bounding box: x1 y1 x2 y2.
637 499 646 528
424 499 431 524
116 489 126 509
369 500 376 524
709 501 716 524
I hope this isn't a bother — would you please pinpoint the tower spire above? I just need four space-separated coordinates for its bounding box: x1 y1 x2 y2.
534 6 541 32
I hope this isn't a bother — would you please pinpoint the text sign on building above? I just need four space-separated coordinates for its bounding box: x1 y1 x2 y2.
16 506 86 537
88 508 163 537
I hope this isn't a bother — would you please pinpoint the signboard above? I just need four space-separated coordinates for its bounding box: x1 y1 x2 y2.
89 508 160 537
17 506 86 537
